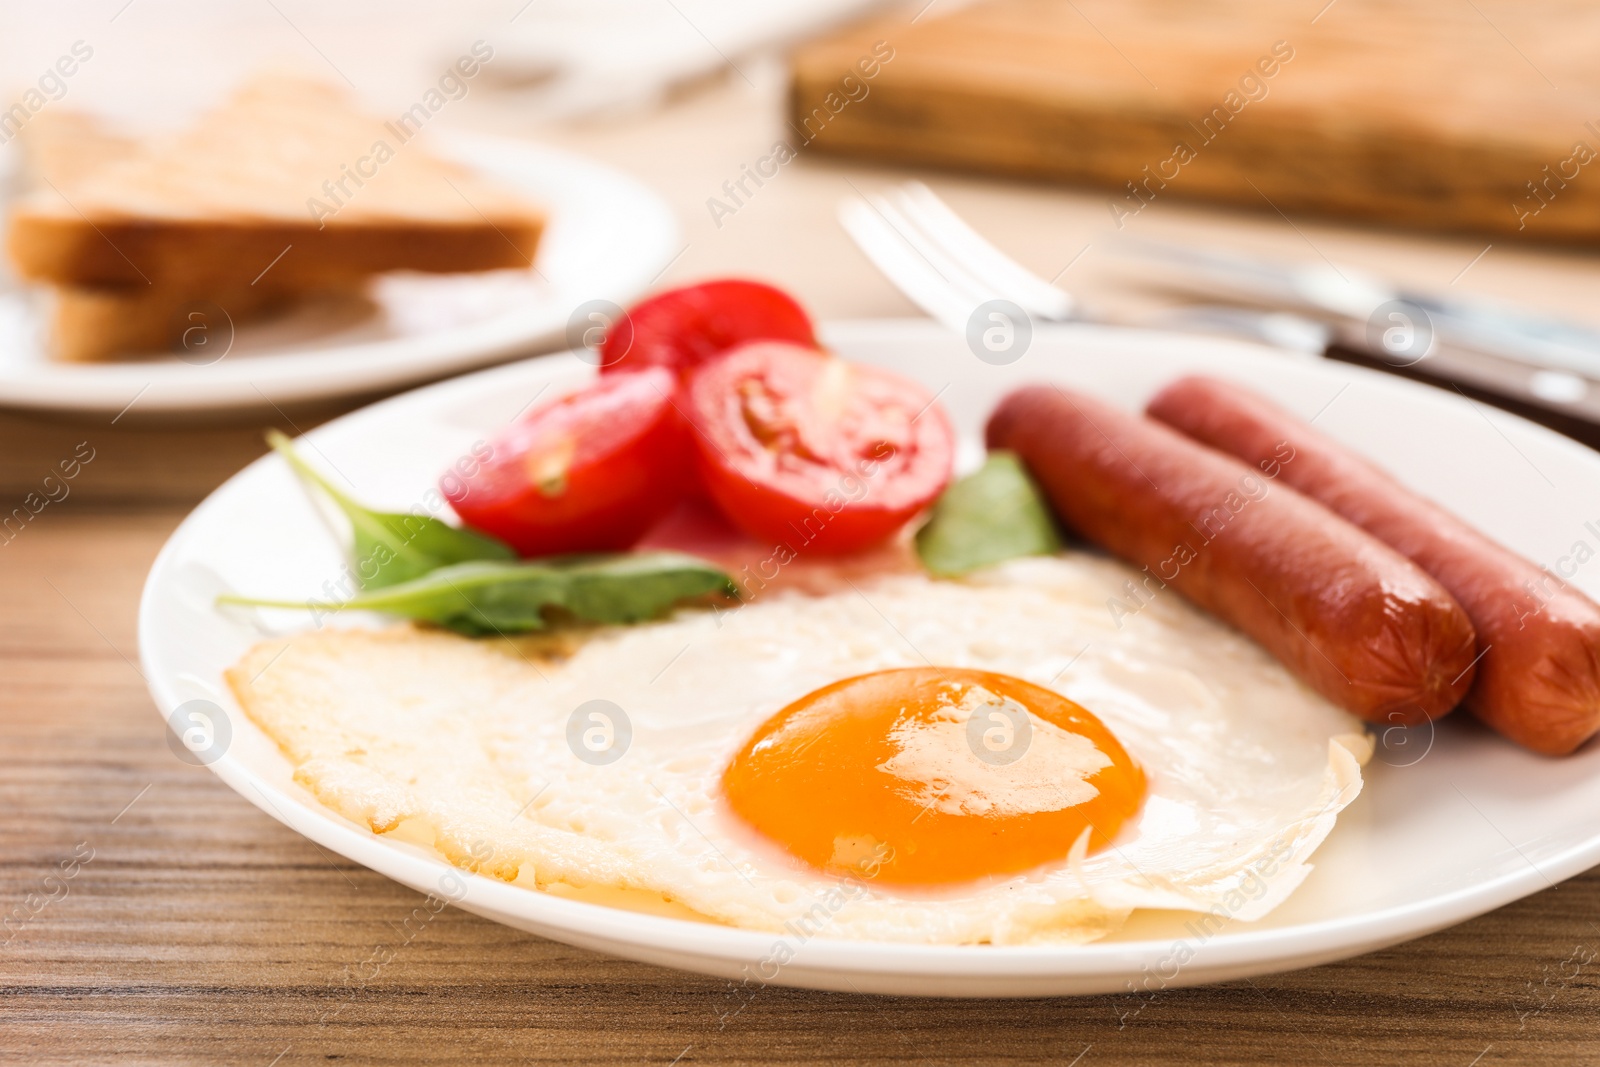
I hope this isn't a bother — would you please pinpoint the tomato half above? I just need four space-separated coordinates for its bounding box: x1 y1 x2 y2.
599 279 816 378
444 367 691 557
684 343 955 554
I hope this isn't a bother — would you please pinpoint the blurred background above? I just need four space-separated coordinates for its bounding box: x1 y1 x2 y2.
7 0 1598 330
3 0 890 125
3 3 1598 504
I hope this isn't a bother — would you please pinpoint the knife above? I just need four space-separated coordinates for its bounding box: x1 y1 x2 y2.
1119 239 1600 449
1117 237 1600 370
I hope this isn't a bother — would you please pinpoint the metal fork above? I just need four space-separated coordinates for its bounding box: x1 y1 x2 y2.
837 181 1076 335
839 182 1338 355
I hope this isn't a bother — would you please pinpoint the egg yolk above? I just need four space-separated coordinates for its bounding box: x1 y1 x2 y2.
721 667 1146 886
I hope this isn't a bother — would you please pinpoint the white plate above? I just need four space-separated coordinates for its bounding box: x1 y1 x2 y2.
0 132 677 414
138 320 1600 997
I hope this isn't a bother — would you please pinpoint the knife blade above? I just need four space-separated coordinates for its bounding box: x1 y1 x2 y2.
1115 237 1600 381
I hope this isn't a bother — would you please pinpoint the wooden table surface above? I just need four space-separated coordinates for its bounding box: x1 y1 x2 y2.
8 9 1600 1061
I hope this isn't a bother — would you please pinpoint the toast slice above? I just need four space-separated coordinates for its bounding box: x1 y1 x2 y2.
45 280 379 363
7 74 543 291
47 283 284 363
11 113 294 362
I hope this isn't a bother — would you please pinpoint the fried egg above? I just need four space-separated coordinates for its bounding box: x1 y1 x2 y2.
226 553 1370 945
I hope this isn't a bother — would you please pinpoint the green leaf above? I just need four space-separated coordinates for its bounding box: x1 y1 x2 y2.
914 451 1061 578
219 551 737 636
266 429 514 589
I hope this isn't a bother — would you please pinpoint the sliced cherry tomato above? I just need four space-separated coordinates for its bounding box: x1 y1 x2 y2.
444 367 691 557
685 342 955 554
599 279 816 378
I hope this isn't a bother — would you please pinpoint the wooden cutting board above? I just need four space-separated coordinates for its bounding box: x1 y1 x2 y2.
789 0 1600 242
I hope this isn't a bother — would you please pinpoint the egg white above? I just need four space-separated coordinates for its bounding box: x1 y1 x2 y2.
227 553 1369 945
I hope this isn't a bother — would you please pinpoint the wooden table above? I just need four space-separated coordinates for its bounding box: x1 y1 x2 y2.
7 27 1600 1064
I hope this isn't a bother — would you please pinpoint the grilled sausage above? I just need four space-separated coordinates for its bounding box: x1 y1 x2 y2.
1148 374 1600 755
986 384 1478 726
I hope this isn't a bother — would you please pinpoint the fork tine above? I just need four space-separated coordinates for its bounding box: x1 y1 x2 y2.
837 199 974 334
865 192 1005 312
892 182 1076 321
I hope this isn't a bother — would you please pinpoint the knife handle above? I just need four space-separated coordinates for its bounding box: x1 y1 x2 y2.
1324 323 1600 451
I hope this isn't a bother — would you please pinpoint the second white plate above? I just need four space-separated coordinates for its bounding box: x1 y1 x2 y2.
0 132 678 414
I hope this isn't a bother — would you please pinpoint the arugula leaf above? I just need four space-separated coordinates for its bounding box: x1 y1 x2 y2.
266 429 513 589
914 451 1061 578
219 551 737 636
